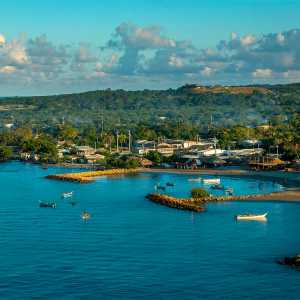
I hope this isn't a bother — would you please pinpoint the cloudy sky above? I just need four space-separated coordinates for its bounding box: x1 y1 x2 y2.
1 0 300 96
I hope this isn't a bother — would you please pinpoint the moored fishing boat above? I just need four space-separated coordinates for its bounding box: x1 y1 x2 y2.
203 178 220 183
39 200 56 208
155 185 166 190
166 182 175 186
211 184 227 190
62 191 74 197
235 212 268 220
188 177 201 182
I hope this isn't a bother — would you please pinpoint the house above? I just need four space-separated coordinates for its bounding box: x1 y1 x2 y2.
84 154 105 164
75 146 95 156
238 138 261 148
170 156 202 169
132 140 147 147
3 124 14 128
197 149 225 156
248 156 286 170
9 146 19 155
200 156 226 168
20 153 31 161
50 140 67 148
131 147 150 156
164 139 184 149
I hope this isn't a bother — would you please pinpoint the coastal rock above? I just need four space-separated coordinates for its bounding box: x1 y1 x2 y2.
277 255 300 268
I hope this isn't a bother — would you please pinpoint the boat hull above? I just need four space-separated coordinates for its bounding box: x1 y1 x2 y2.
235 212 268 220
203 179 220 183
39 200 55 208
188 178 201 181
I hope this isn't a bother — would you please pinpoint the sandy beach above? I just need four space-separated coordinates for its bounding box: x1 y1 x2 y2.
138 168 300 202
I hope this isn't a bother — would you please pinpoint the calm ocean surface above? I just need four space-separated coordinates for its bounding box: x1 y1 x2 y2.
1 161 300 299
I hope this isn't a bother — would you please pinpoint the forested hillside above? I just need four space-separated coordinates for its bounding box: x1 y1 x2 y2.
1 83 300 132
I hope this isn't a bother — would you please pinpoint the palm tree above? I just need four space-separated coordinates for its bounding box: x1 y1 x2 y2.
101 132 110 147
290 134 300 158
119 134 127 147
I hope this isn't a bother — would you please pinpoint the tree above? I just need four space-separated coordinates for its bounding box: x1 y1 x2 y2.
56 125 79 141
190 186 208 198
60 155 70 163
0 146 12 159
119 133 127 147
236 140 244 149
146 150 162 163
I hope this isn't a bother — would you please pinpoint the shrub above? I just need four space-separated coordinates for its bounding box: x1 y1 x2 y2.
190 186 208 198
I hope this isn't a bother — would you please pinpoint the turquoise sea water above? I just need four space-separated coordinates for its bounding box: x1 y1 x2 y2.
1 161 300 299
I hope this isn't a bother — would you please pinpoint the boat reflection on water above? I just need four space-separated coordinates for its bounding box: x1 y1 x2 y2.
237 217 267 223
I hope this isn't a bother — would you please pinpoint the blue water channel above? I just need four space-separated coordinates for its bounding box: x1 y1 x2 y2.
0 161 299 299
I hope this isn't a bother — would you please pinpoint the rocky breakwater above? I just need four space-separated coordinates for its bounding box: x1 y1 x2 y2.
146 193 205 212
146 192 300 212
43 169 134 183
277 254 300 269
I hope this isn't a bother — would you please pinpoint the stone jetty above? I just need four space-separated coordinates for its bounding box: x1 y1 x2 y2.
146 192 300 212
146 193 205 212
43 169 134 183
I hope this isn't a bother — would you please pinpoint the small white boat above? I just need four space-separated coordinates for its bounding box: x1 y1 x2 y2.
62 191 74 198
211 184 227 190
226 189 233 193
235 212 268 220
203 178 220 183
188 177 201 182
166 182 175 186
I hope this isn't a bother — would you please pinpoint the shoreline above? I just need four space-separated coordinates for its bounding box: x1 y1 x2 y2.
138 168 300 202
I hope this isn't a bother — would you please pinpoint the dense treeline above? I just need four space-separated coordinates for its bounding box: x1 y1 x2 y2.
2 83 300 133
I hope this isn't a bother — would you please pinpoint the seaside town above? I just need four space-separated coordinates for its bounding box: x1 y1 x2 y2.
3 1 300 297
0 122 298 173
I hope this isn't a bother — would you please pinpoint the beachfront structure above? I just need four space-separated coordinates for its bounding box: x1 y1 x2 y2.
170 156 202 169
248 156 286 170
75 146 95 156
84 154 105 164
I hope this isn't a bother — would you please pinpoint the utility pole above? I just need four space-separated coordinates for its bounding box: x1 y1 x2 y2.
116 131 119 152
128 130 131 152
101 116 104 132
62 117 65 126
214 135 216 155
109 137 111 152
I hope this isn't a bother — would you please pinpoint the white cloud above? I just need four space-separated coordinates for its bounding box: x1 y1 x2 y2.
240 34 258 46
252 69 272 78
74 42 95 63
230 33 237 40
277 33 284 43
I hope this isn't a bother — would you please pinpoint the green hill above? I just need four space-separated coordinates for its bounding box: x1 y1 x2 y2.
1 83 300 132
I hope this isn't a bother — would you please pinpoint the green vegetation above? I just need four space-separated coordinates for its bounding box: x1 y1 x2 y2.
0 146 12 159
1 83 300 133
2 82 300 161
190 186 208 198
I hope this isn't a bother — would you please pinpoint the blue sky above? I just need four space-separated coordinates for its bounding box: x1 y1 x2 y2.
1 0 300 96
